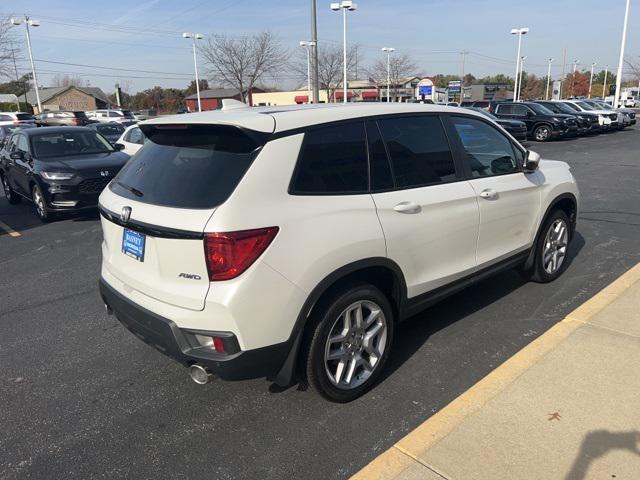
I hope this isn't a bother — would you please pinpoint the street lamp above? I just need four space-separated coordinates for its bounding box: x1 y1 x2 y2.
182 32 204 112
330 0 357 103
588 62 597 98
614 0 630 108
381 47 394 103
602 65 609 99
10 16 42 113
545 58 554 100
510 27 529 102
571 59 580 98
518 56 527 101
300 41 316 103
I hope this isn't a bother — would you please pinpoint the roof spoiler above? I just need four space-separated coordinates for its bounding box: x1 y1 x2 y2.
221 99 250 112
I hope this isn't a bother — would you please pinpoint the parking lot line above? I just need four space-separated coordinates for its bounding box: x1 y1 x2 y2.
0 219 21 237
352 262 640 480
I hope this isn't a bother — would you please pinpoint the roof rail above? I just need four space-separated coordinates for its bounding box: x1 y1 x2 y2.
221 99 250 112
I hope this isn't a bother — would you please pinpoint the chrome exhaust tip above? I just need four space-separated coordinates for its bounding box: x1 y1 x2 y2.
189 364 214 385
104 303 113 315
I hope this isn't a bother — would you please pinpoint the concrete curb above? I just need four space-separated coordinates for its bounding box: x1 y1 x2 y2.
352 262 640 480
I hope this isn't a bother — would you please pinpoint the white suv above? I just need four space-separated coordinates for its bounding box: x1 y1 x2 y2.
99 102 579 402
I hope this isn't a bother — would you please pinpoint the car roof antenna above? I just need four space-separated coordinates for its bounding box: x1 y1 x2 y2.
221 99 250 112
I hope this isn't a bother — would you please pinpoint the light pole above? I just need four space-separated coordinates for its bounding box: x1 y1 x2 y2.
588 62 597 98
10 16 42 113
602 65 609 99
518 56 527 101
510 27 529 102
571 59 580 97
331 1 357 103
381 47 394 103
182 32 204 112
300 41 316 103
545 58 554 100
310 0 319 104
614 0 631 108
460 50 469 104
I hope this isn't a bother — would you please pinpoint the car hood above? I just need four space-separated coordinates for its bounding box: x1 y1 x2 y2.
36 151 129 176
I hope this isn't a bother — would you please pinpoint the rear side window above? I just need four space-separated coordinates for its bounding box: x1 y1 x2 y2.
110 125 265 209
290 121 368 194
377 115 456 189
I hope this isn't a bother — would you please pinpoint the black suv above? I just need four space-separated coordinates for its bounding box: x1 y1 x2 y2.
493 102 578 142
0 127 129 222
534 101 600 135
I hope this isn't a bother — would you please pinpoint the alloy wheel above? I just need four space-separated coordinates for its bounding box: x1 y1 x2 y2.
535 126 550 141
323 300 388 390
33 188 45 218
542 219 568 274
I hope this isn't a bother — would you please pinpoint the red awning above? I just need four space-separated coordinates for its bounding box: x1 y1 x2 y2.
335 91 354 99
361 90 379 99
294 95 309 103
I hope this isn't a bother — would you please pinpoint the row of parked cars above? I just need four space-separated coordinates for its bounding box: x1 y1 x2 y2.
460 99 636 142
0 109 147 221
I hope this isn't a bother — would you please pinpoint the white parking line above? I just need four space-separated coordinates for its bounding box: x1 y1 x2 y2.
0 219 20 237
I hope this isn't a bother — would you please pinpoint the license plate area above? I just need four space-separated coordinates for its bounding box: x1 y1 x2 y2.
122 228 146 262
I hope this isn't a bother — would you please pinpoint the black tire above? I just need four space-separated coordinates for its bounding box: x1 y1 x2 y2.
303 283 394 403
1 173 21 205
523 209 571 283
32 184 52 222
533 124 552 142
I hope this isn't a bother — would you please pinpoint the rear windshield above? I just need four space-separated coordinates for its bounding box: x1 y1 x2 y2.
109 124 265 209
97 124 125 135
16 113 35 120
32 131 115 158
74 111 88 118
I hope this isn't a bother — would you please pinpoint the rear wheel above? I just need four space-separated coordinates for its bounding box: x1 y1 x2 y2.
524 209 571 283
1 173 21 205
32 184 52 222
533 125 552 142
304 284 394 402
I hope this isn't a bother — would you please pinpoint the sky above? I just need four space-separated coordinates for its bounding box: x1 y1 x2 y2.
2 0 639 94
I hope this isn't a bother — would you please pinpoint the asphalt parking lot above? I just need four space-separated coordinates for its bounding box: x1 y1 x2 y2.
1 128 639 480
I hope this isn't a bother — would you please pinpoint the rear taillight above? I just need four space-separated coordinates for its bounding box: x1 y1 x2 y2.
204 227 279 281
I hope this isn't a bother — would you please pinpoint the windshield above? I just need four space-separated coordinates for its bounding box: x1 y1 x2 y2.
110 124 266 209
96 124 125 135
528 103 554 115
16 113 35 121
595 102 612 110
32 131 115 158
561 102 581 112
576 101 595 110
540 102 574 114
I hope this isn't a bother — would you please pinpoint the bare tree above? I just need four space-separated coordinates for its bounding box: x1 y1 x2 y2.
367 53 417 99
201 31 287 103
290 43 358 102
1 16 18 81
51 74 85 87
625 58 640 84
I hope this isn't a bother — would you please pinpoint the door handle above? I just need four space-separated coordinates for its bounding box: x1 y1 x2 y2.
479 189 498 200
393 201 422 214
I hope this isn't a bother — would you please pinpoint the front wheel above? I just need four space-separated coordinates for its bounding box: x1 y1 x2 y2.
304 284 394 402
533 125 552 142
32 184 52 222
524 210 571 283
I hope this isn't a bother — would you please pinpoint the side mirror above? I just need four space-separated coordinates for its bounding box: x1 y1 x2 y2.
114 143 125 151
9 151 24 161
524 150 541 172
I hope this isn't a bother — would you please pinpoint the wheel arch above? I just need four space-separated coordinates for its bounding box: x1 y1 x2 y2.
274 257 407 386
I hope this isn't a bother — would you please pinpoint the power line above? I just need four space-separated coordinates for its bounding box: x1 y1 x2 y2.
32 59 193 76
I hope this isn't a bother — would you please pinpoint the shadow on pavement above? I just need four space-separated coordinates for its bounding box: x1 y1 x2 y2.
565 430 640 480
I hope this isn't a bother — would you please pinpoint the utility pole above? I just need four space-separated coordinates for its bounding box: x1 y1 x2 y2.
460 50 469 104
545 58 554 100
310 0 319 103
614 0 630 108
561 48 567 99
588 62 596 98
602 65 609 99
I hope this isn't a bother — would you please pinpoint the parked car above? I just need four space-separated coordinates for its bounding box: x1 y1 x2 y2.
466 107 528 141
176 107 189 114
86 109 136 126
34 110 93 127
561 100 619 130
0 126 129 221
587 100 636 126
87 122 126 144
0 112 36 127
0 124 36 149
131 111 147 121
115 124 146 156
533 101 601 134
98 103 579 402
493 102 578 141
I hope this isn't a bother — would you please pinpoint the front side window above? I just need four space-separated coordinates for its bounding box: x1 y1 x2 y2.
127 127 144 145
377 115 456 189
452 116 520 177
16 135 30 153
291 121 368 194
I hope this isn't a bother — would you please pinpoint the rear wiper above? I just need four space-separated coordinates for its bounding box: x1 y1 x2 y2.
117 181 144 197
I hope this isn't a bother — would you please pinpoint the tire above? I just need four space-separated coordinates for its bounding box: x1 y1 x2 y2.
32 184 52 222
524 209 571 283
533 124 552 142
303 284 394 402
1 173 21 205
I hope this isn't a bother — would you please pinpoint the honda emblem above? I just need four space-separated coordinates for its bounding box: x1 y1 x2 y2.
121 206 132 223
100 170 110 177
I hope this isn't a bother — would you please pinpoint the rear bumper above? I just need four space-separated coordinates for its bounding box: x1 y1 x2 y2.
99 278 291 380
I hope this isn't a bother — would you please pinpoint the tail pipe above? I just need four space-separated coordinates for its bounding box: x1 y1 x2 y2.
189 364 214 385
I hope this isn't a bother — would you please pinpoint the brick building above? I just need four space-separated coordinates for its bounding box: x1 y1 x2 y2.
25 86 110 114
184 87 264 111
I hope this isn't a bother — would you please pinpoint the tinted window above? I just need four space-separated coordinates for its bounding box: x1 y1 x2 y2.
563 102 581 112
512 105 529 116
378 115 456 188
365 120 393 191
110 124 265 209
128 127 144 145
16 114 34 121
452 116 519 177
496 104 513 115
97 124 125 135
32 131 114 158
528 103 553 115
291 122 368 194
